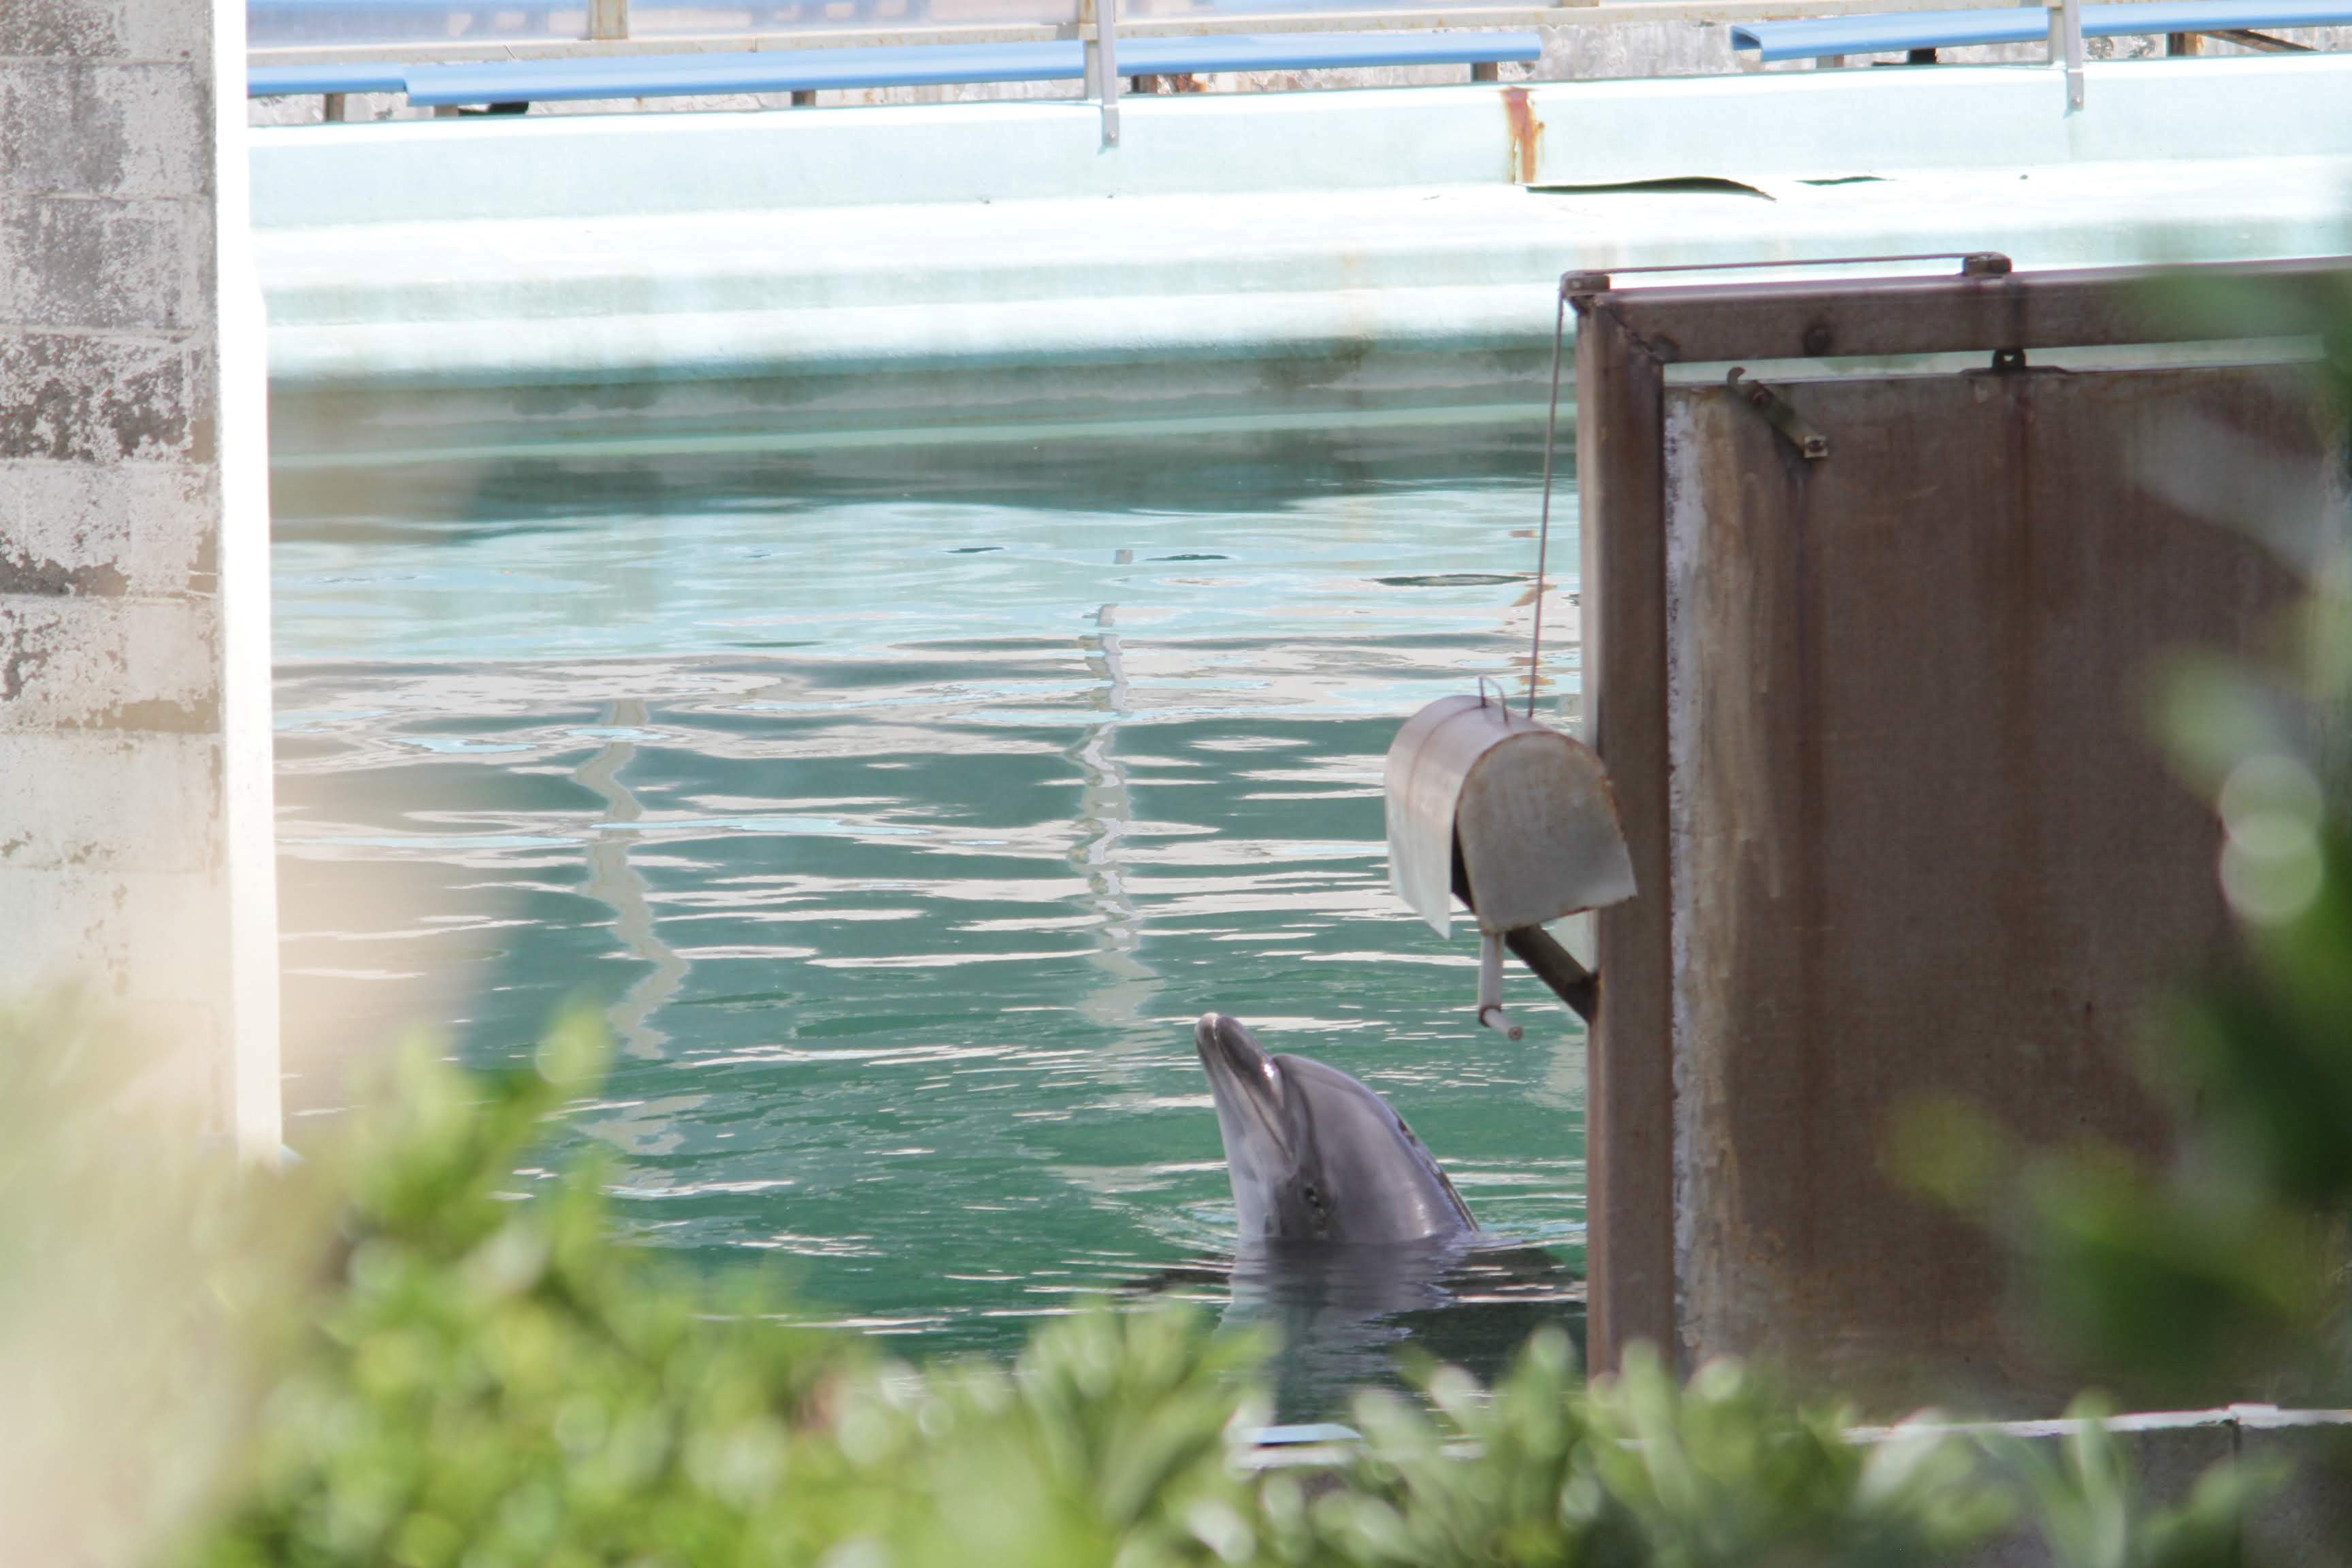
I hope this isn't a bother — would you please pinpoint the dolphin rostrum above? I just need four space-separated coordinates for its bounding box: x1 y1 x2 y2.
1194 1013 1477 1245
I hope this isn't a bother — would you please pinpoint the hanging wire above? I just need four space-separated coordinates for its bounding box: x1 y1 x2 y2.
1526 284 1569 718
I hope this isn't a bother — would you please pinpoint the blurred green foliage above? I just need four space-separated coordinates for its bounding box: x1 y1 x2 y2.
189 1017 1286 1568
165 1017 2025 1568
193 1017 862 1568
1989 1395 2287 1568
1575 1350 2004 1568
1292 1336 2004 1568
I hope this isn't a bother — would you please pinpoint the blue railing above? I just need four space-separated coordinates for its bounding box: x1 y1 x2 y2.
248 0 1503 48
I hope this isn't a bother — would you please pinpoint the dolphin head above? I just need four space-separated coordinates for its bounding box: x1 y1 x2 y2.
1194 1013 1477 1245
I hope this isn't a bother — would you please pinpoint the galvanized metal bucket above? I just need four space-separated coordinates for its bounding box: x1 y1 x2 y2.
1386 691 1636 937
1385 689 1636 1036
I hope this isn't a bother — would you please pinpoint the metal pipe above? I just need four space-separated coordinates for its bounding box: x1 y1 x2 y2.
1451 851 1597 1027
1477 932 1522 1040
1503 924 1598 1026
1085 0 1121 146
2049 0 2083 112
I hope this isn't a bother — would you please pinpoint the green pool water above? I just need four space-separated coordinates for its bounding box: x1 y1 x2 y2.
271 422 1586 1408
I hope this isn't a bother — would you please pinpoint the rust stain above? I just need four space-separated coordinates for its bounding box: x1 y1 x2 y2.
1501 86 1544 184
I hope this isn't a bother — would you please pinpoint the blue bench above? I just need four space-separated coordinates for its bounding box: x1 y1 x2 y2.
1730 0 2352 61
404 42 1084 105
250 1 973 45
250 30 1542 108
248 60 410 97
1123 30 1541 75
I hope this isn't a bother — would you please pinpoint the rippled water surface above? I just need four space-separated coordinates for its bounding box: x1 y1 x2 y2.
272 425 1586 1405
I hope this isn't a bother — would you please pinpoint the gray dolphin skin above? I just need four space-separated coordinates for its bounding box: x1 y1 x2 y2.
1194 1012 1477 1244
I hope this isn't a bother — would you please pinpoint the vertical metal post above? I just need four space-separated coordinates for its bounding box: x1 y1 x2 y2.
1572 288 1680 1376
321 91 348 122
591 0 630 40
2048 0 2083 110
1084 0 1120 146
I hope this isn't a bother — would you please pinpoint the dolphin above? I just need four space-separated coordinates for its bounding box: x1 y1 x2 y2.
1193 1012 1477 1245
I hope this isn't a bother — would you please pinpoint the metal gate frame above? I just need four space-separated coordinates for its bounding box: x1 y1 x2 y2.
1570 255 2352 1378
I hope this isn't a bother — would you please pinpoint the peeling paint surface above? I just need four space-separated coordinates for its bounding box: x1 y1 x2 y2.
0 333 201 463
1656 362 2314 1407
1 0 244 1138
1501 85 1544 185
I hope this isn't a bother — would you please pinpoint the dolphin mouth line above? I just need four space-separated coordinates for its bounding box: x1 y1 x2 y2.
1194 1013 1290 1156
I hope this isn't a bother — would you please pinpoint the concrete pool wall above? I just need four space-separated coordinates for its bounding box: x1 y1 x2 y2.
252 52 2352 462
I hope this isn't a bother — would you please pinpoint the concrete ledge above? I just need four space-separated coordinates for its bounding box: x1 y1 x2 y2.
257 161 2352 459
251 54 2352 457
252 54 2352 223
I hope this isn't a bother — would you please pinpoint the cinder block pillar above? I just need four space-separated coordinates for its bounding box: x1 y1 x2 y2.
1 0 279 1152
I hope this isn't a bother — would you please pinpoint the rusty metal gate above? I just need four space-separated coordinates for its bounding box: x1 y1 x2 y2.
1573 258 2349 1408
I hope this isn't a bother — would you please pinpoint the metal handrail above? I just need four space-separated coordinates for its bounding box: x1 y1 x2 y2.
2051 0 2084 106
242 0 2063 61
1083 0 1120 144
247 0 2306 125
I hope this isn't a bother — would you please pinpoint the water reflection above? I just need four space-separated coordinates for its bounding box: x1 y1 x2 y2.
1134 1239 1585 1420
272 425 1588 1390
1073 565 1159 1041
576 697 689 1061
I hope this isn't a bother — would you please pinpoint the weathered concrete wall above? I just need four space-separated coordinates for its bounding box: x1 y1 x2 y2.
1 0 278 1151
